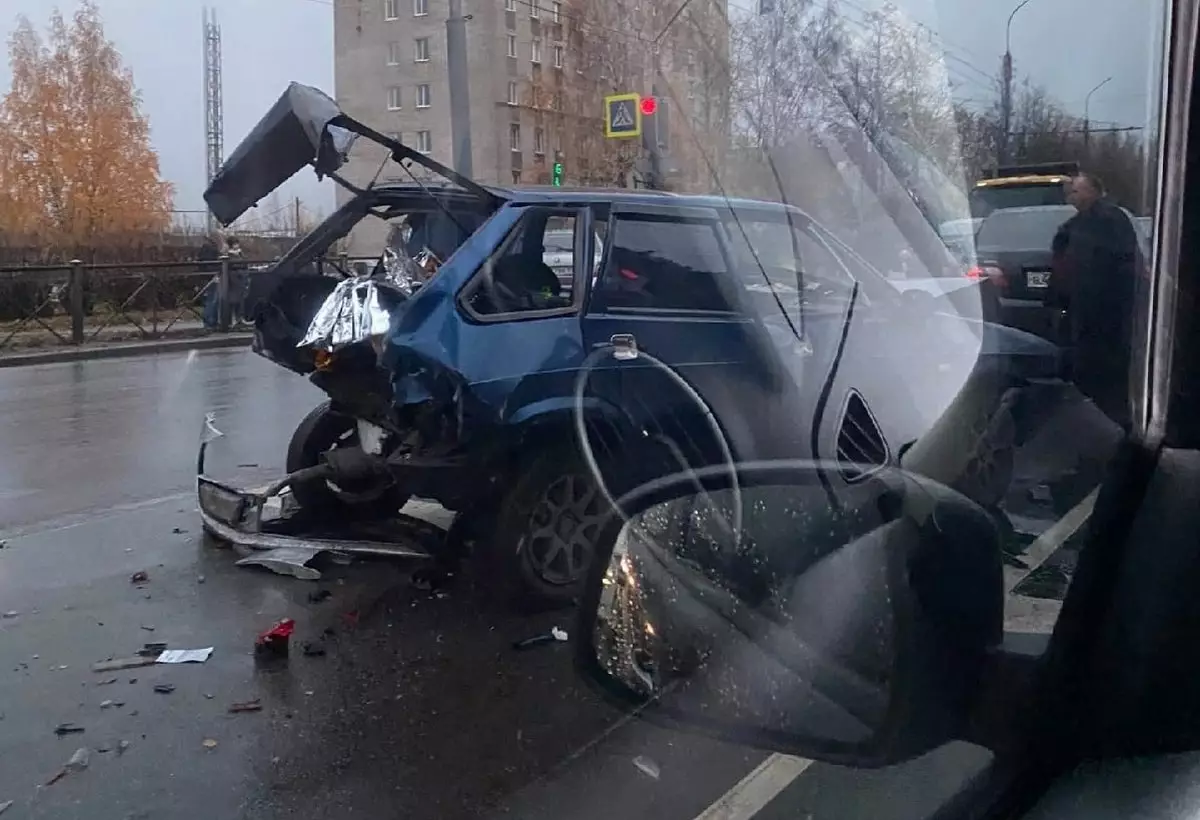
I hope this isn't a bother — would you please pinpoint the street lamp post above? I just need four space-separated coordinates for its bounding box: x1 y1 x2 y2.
1083 76 1113 156
1000 0 1034 166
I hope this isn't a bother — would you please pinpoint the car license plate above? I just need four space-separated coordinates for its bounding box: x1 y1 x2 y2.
1026 270 1051 289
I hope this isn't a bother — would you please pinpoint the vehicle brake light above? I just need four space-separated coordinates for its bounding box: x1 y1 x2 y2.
966 264 1006 290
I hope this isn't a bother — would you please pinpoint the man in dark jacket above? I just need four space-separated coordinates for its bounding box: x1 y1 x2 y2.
1050 172 1140 431
1042 172 1142 515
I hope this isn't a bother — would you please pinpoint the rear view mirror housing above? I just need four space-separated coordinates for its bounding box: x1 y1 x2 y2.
574 461 1004 767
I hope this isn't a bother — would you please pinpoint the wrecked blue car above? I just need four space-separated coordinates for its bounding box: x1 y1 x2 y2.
196 84 1061 607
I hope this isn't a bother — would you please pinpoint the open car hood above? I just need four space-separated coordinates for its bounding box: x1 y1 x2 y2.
204 82 498 226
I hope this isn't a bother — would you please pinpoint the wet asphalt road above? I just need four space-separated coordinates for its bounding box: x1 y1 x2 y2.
0 349 1076 819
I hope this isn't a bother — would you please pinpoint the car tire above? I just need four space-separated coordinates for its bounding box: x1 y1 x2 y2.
285 401 410 519
490 446 611 612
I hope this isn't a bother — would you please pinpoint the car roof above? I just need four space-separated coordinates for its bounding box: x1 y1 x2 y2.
366 181 804 214
499 185 802 213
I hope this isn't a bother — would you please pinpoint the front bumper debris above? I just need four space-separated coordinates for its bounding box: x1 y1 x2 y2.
197 413 435 579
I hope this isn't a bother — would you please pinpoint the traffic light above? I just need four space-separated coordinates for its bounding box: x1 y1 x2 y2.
552 161 564 186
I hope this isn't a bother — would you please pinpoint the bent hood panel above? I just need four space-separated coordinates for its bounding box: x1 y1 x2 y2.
204 83 355 226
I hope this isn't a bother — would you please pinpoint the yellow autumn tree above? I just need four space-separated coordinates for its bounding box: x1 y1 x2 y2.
0 2 173 253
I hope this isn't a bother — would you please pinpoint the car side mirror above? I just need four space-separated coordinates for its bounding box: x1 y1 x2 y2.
575 461 1004 767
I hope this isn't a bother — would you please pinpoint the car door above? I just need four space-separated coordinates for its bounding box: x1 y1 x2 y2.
583 202 797 493
792 225 934 495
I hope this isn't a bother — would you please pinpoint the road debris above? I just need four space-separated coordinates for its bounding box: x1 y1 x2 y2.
632 756 661 780
99 700 115 709
512 626 569 651
92 656 157 673
130 570 149 584
172 527 187 534
96 678 119 686
137 642 169 658
157 647 213 664
228 699 263 714
117 740 130 756
197 575 206 584
255 618 295 659
140 624 156 632
65 748 90 772
236 547 324 581
301 640 326 657
153 684 176 694
202 738 218 750
2 611 17 619
54 723 85 736
0 799 12 815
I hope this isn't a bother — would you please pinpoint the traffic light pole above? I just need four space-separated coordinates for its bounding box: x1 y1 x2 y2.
644 81 665 190
446 0 473 177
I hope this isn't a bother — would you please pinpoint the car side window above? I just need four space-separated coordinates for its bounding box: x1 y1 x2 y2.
793 228 859 311
464 207 578 318
593 216 737 313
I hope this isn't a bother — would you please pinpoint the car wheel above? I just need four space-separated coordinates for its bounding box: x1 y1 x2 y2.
285 400 409 519
494 448 610 611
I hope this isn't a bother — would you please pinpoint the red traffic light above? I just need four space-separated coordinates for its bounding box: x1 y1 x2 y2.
639 96 657 116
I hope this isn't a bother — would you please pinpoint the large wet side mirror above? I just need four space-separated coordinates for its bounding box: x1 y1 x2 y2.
575 461 1004 767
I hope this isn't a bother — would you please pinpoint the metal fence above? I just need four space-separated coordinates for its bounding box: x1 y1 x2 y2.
0 256 268 352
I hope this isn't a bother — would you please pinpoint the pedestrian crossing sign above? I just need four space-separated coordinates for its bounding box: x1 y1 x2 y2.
604 93 642 139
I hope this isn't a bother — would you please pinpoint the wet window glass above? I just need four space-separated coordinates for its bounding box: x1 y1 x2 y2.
0 0 1174 814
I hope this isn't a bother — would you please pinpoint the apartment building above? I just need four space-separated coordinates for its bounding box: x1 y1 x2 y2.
333 0 728 255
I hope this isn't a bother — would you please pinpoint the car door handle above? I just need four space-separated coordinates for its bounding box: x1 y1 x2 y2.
610 334 638 361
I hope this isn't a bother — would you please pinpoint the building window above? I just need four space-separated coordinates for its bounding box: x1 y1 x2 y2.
506 0 516 9
534 127 545 154
384 0 398 20
553 45 563 68
507 35 517 57
531 39 542 63
552 1 562 22
387 86 402 110
417 130 432 154
510 123 521 152
387 41 400 65
530 0 540 17
414 37 430 62
507 81 518 105
413 0 428 15
512 170 522 184
416 83 431 108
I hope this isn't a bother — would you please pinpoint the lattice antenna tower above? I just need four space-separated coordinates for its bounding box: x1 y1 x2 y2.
202 6 224 232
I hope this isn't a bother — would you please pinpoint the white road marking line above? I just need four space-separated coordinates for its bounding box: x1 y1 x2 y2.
1005 487 1098 595
692 754 813 820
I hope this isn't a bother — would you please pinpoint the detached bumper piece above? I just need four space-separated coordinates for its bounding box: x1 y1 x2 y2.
197 413 437 580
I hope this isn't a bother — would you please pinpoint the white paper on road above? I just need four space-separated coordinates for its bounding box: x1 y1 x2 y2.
156 647 214 664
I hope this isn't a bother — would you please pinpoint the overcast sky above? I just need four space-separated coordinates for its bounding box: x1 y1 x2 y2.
0 0 1166 218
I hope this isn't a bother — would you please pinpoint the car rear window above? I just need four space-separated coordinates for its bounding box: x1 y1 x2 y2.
976 208 1073 251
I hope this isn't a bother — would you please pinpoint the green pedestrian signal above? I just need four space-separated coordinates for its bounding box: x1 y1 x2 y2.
552 162 563 186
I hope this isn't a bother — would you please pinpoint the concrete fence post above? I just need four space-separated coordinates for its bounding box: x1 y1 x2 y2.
217 255 232 332
68 260 85 345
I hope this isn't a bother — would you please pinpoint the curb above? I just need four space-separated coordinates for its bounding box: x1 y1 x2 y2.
0 333 253 368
